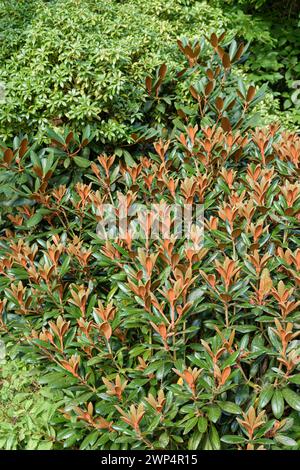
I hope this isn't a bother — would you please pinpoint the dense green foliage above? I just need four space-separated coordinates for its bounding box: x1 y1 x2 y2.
1 34 300 450
0 0 299 144
0 347 63 449
0 0 226 142
215 1 300 127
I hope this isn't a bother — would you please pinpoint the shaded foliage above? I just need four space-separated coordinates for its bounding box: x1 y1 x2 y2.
0 349 63 450
0 0 299 144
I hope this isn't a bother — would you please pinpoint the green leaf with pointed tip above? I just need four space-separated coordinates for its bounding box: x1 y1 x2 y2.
183 416 198 435
73 156 90 168
218 401 242 415
158 432 169 448
206 405 221 423
274 434 297 447
289 374 300 385
221 435 246 444
188 430 202 450
79 430 99 450
209 424 221 450
259 385 274 409
26 211 44 228
197 416 208 433
271 390 284 418
282 387 300 411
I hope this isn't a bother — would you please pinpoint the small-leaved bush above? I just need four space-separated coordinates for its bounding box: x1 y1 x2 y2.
1 0 299 143
0 0 228 142
0 347 63 450
0 34 300 450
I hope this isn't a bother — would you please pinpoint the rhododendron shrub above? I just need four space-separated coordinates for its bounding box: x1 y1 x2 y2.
0 35 300 450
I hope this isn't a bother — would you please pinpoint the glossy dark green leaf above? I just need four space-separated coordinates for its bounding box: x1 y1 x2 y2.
259 385 274 409
218 401 242 415
197 416 208 433
73 156 90 168
282 387 300 411
220 435 245 444
271 390 284 419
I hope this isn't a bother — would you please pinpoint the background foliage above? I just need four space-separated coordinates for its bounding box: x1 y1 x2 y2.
0 0 299 144
0 346 63 449
215 0 300 127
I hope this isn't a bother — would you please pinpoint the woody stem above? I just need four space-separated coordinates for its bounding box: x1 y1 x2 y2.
149 329 152 357
283 229 288 245
137 430 153 449
170 304 175 329
182 320 186 360
231 235 236 259
224 303 229 328
107 340 113 356
274 361 283 387
172 333 177 361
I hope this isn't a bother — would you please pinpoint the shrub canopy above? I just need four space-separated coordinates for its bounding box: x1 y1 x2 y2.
1 0 299 143
0 0 227 141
